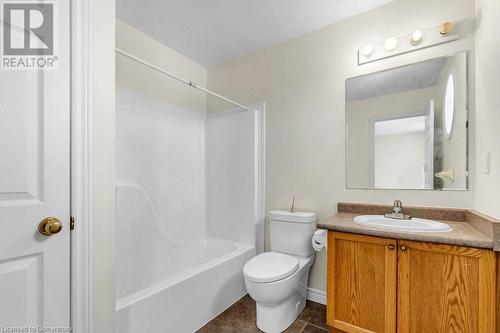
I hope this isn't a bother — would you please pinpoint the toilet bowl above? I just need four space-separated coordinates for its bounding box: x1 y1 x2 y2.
243 210 317 333
244 252 314 332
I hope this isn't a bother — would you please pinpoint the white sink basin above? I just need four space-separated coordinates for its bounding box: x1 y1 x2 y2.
354 215 452 233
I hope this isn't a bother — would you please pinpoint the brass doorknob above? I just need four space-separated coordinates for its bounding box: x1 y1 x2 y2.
38 217 62 236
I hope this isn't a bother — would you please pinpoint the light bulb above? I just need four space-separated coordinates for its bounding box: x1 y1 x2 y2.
362 44 374 57
384 37 398 51
440 22 454 36
411 30 423 45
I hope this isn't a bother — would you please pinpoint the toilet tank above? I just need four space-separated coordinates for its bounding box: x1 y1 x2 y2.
269 210 317 257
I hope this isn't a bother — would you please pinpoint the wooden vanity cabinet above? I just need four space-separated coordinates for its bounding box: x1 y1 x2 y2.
326 232 397 333
397 240 496 333
327 231 497 333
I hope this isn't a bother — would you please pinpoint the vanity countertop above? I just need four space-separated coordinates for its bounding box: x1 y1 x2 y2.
318 209 498 250
318 203 500 251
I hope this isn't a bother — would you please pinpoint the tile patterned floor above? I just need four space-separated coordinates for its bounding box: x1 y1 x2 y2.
196 294 328 333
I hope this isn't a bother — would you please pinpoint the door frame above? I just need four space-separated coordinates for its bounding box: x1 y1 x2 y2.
70 0 92 332
70 0 116 332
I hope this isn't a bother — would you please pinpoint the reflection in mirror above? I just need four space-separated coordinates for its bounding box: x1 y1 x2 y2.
346 52 468 190
444 74 455 138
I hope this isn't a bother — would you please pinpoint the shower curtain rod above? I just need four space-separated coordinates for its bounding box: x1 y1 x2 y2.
115 48 250 111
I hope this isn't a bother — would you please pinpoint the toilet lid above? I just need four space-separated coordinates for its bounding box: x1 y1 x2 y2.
243 252 299 283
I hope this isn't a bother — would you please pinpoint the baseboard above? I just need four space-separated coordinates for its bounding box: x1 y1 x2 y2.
306 287 326 305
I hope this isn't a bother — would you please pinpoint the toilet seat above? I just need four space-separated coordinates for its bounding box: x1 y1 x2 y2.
243 252 299 283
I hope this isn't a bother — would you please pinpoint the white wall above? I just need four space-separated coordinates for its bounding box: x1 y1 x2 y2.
474 0 500 219
207 0 476 291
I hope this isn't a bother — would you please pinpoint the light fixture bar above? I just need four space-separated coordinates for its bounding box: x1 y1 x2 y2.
358 23 458 65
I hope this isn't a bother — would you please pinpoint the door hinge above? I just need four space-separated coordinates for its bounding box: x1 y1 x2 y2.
70 216 75 230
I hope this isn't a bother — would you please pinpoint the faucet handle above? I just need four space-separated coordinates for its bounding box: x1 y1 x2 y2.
385 200 412 220
393 200 403 213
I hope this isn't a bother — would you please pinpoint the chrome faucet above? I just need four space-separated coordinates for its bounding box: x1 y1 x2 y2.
384 200 412 220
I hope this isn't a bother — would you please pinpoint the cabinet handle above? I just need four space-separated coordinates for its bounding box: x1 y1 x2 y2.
400 245 407 251
388 244 395 250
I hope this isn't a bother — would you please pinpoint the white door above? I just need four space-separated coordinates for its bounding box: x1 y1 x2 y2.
0 0 70 330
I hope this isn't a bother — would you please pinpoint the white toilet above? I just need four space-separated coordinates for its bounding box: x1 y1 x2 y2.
243 210 317 333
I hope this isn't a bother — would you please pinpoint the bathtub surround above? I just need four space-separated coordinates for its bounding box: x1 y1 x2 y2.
116 88 206 240
206 107 266 249
205 0 500 293
115 87 263 331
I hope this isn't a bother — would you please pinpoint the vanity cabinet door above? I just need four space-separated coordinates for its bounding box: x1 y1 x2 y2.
327 232 397 333
397 240 496 333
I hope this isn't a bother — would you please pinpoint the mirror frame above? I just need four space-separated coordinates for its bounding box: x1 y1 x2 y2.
345 51 470 191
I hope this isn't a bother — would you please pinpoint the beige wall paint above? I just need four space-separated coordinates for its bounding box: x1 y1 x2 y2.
116 20 207 112
207 0 476 291
474 0 500 219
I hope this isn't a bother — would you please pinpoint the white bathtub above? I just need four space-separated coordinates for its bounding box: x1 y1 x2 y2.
116 238 254 333
115 184 255 332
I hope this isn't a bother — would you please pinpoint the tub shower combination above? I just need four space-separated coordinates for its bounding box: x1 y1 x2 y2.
115 80 264 332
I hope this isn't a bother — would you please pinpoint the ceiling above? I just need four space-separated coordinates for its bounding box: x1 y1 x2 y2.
346 57 447 102
117 0 394 66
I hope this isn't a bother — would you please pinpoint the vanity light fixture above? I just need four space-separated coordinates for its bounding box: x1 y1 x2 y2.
440 21 454 36
384 37 398 51
410 30 423 45
362 44 374 57
358 22 459 65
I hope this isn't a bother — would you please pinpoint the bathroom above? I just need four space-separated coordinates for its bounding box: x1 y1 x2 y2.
0 0 499 332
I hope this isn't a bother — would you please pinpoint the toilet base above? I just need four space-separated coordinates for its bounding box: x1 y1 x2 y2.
256 293 306 333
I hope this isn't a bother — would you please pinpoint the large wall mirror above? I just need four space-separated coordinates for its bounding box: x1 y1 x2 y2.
346 52 469 190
